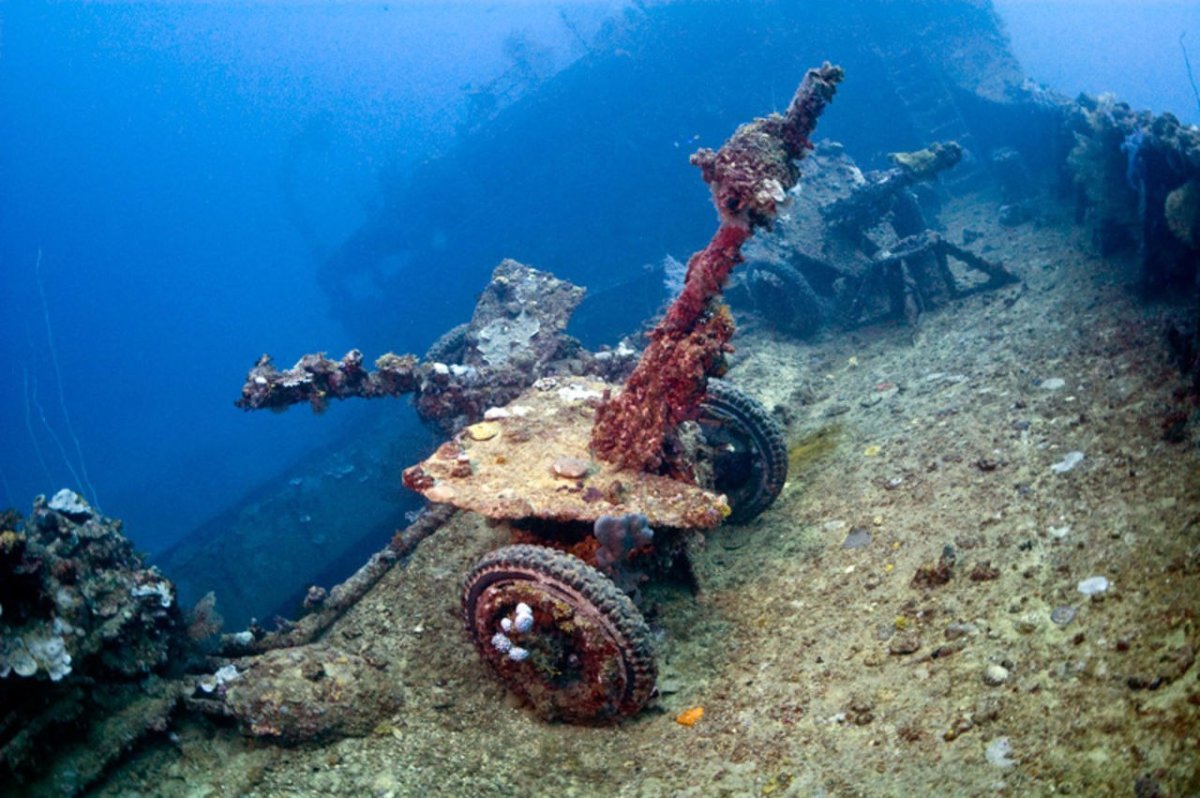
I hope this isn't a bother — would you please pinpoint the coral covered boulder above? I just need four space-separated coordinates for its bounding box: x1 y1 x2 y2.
214 643 402 744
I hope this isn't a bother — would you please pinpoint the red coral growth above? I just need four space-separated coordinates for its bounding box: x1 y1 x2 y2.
660 225 752 335
592 303 735 471
591 64 843 471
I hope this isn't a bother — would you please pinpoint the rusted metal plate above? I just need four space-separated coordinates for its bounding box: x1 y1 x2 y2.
402 378 729 529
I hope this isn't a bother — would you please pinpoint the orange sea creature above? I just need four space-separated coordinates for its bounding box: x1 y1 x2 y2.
675 706 705 727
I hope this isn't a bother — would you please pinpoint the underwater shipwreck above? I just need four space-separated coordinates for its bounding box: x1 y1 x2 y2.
3 2 1200 796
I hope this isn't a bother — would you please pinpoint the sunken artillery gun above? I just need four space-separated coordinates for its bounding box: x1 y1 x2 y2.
236 270 790 723
401 370 787 721
732 139 1019 336
235 64 843 721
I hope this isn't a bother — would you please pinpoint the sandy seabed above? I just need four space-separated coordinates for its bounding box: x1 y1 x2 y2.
99 191 1200 797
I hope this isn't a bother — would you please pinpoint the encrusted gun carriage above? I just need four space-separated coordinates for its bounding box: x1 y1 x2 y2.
402 374 787 721
233 64 844 722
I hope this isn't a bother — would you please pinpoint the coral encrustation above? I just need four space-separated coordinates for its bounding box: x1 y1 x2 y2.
590 63 843 471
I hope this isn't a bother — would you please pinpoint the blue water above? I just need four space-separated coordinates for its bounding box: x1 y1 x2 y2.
1 0 1196 560
0 2 620 552
995 0 1199 126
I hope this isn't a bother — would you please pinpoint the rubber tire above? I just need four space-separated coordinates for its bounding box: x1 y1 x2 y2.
748 261 825 338
698 379 788 524
462 544 657 723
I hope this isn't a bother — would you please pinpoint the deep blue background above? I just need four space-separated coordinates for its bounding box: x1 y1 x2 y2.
996 0 1200 126
0 1 617 550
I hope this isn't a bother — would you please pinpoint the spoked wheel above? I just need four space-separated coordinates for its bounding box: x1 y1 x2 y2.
696 379 788 524
462 544 657 723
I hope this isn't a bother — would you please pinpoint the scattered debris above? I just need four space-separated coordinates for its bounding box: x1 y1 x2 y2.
968 561 1000 581
842 527 872 549
889 634 921 656
1050 451 1085 473
912 545 957 588
982 664 1010 686
1077 576 1110 596
1050 606 1077 626
986 737 1016 768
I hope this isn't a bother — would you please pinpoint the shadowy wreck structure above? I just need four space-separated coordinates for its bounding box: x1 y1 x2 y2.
314 0 1028 355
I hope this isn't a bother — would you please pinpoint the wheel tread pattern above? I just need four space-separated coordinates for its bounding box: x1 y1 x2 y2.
700 378 788 523
462 544 656 722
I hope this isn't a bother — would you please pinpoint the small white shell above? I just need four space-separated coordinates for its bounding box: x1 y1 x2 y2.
1077 575 1110 596
507 646 530 662
491 632 513 653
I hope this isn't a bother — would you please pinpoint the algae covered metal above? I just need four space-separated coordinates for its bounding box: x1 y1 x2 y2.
402 378 731 530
